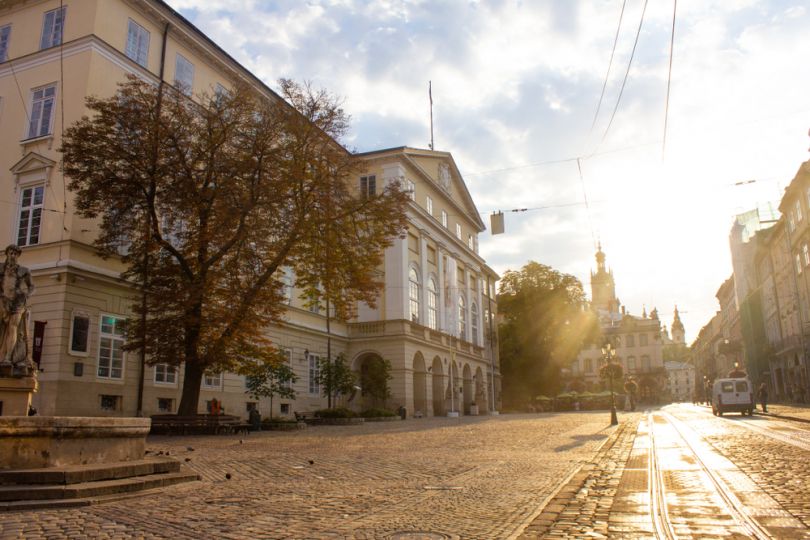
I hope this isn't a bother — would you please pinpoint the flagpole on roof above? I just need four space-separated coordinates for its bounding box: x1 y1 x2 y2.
429 81 434 151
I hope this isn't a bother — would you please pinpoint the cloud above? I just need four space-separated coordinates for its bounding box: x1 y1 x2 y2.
165 0 810 340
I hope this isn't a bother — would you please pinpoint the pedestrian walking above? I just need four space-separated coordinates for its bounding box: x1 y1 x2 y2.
757 383 768 413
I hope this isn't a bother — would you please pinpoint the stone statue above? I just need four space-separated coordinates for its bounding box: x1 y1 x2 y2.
0 245 35 374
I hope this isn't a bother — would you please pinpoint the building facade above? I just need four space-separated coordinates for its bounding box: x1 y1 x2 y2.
0 0 500 419
664 361 695 401
570 246 671 401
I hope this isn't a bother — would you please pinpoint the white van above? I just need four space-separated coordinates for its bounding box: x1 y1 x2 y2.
711 377 754 416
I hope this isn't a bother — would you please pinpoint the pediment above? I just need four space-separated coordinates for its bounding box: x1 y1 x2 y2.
11 152 56 175
404 152 485 230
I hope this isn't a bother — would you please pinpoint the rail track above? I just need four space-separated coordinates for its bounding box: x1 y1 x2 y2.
647 411 773 539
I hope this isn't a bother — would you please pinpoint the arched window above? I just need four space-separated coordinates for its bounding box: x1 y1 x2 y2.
409 267 420 323
458 294 467 340
471 302 479 345
427 277 438 330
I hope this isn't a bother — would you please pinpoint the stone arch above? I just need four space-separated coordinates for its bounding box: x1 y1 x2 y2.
352 351 389 410
431 356 444 416
462 364 473 414
413 352 427 417
475 366 487 411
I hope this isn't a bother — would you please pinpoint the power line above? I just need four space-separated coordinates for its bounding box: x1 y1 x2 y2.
577 158 597 249
591 0 628 133
662 0 677 160
599 0 649 148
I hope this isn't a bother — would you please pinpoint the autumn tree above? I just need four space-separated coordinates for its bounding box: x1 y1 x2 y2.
61 76 410 415
497 261 598 405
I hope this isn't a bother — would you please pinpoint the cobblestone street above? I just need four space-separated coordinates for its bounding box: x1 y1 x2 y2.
0 413 616 539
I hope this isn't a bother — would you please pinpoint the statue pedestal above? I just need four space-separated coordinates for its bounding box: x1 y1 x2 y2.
0 376 36 417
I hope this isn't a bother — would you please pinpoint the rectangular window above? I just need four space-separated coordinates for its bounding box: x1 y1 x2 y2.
154 363 177 384
467 234 474 250
0 25 11 62
157 398 173 413
360 175 376 198
408 233 419 254
308 353 320 395
639 334 648 346
282 266 294 305
804 244 809 267
789 212 796 232
455 223 462 240
625 334 635 347
69 312 90 355
280 403 290 415
125 19 149 67
797 253 803 275
797 200 803 223
40 7 66 50
98 315 126 379
585 358 593 373
203 372 223 389
281 348 292 389
441 210 448 228
405 179 415 200
100 394 121 411
174 53 194 94
426 196 433 215
27 84 56 139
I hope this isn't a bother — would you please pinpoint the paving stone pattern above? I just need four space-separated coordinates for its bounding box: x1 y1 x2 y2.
0 413 614 540
672 406 810 537
518 414 640 539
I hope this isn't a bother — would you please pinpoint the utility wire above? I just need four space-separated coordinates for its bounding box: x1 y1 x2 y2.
591 0 628 133
577 158 597 249
662 0 677 161
599 0 649 147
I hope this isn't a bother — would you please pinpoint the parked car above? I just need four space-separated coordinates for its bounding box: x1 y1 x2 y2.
712 377 754 416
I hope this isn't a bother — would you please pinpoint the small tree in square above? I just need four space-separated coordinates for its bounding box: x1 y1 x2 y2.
243 350 297 421
316 353 357 409
360 357 392 408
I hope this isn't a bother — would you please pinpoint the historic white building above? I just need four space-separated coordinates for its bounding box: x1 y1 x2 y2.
665 361 695 401
0 0 500 419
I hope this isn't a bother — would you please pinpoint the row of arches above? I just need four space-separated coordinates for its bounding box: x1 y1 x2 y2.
412 352 490 416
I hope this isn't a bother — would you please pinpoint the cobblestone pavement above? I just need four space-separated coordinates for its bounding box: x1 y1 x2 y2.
0 413 618 540
670 404 810 536
522 404 810 539
519 416 639 539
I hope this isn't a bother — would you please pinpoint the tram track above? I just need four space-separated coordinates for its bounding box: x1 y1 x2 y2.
648 410 773 539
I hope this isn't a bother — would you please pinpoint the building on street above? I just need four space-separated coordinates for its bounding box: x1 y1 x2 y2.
0 0 499 419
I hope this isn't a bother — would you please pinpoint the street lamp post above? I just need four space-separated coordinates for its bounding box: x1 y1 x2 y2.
601 343 619 426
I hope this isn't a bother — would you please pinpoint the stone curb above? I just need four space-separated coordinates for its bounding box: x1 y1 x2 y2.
509 421 629 540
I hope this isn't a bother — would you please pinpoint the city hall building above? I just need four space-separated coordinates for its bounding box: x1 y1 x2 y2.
0 0 500 418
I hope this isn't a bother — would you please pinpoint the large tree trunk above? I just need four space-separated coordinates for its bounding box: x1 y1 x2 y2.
177 359 203 415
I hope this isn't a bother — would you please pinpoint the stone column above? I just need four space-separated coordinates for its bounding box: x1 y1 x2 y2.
419 230 429 325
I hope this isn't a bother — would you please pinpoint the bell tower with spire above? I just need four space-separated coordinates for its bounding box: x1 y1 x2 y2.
671 306 686 344
590 243 619 315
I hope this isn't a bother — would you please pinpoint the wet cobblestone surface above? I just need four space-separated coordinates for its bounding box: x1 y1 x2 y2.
673 404 810 535
0 413 614 540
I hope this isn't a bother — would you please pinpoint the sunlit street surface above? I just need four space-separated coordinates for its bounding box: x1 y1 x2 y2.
6 406 810 538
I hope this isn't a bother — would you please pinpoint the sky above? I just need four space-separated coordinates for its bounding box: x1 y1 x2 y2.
165 0 810 341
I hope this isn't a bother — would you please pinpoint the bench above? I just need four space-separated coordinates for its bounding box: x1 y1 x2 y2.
150 414 251 436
